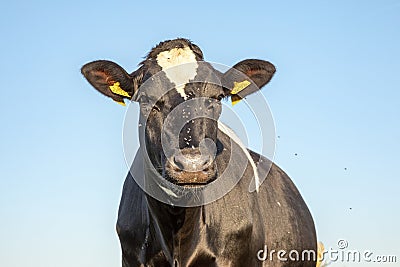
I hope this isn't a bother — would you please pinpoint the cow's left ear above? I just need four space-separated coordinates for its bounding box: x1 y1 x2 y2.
81 60 143 106
222 59 276 105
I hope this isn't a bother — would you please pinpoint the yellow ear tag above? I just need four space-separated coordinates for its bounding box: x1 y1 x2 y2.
231 95 241 106
109 82 131 98
231 80 251 105
113 99 126 106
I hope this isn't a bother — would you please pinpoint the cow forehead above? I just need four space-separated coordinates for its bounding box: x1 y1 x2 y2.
156 47 197 67
156 47 198 100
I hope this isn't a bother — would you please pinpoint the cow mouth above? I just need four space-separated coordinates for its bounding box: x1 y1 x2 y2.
165 169 217 186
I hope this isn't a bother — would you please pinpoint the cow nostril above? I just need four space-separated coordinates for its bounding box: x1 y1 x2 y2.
201 157 211 168
173 155 186 170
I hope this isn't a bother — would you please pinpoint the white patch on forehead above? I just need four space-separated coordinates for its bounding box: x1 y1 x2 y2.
156 47 198 99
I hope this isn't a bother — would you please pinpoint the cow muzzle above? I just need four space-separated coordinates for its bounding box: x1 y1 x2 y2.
165 147 217 185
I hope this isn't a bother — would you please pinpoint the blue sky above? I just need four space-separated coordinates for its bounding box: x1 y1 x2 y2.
0 0 399 266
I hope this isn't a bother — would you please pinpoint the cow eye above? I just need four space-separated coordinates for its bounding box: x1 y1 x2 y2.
138 95 161 113
152 104 161 112
217 94 225 101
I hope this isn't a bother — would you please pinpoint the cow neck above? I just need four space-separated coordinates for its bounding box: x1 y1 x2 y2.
133 122 264 264
143 172 203 265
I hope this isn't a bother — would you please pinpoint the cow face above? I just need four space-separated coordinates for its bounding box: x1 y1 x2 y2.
81 38 275 186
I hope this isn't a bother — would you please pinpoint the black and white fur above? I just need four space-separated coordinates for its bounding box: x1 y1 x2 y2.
81 38 317 267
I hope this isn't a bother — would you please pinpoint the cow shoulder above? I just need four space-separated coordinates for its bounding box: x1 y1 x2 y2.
248 149 317 260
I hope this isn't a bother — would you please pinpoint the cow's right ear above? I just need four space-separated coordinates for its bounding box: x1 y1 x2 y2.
81 60 143 106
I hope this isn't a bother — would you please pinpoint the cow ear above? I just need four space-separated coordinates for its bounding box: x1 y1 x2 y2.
81 60 142 106
223 59 276 105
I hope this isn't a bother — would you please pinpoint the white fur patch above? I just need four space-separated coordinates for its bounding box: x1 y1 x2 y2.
156 47 198 99
217 121 260 192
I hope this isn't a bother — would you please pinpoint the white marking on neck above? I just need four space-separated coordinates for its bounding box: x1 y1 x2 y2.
156 47 198 100
217 121 260 192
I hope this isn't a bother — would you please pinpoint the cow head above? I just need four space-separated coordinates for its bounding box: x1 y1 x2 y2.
81 38 275 187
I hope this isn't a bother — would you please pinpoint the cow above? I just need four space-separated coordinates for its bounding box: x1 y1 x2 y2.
81 38 317 267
